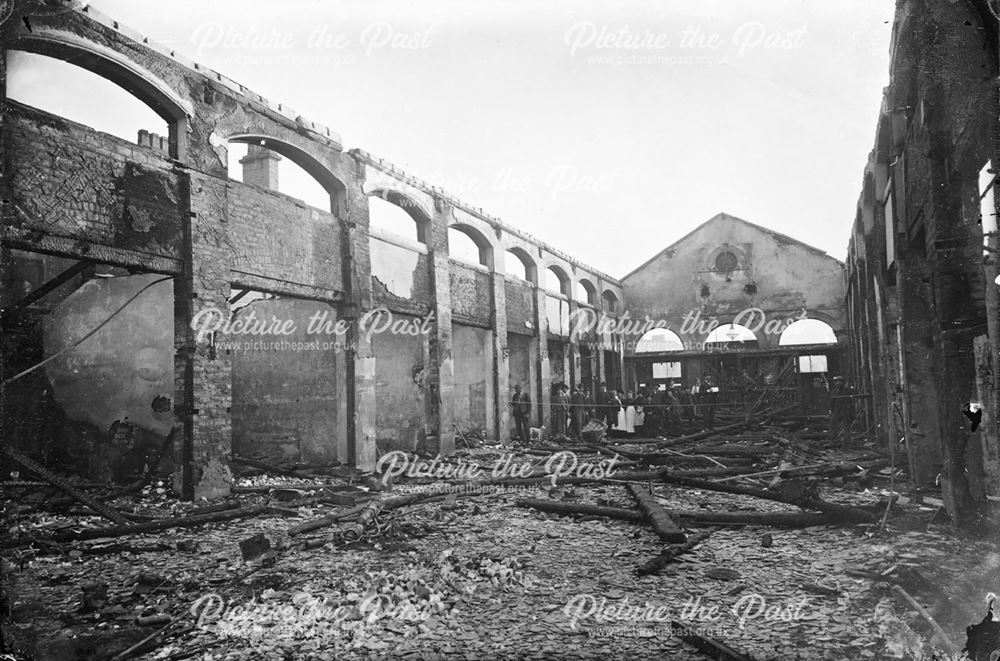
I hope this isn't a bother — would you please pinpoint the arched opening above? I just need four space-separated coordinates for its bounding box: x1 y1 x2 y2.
577 278 598 305
449 225 493 268
368 194 427 244
602 290 620 315
778 319 838 346
544 265 571 297
7 50 169 147
227 136 347 214
635 328 684 353
705 323 759 349
504 249 536 283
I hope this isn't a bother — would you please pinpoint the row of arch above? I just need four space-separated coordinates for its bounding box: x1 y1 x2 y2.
368 195 621 311
6 36 624 312
634 319 838 352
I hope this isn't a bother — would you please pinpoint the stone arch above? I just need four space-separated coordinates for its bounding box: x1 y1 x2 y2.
228 134 348 215
544 264 572 297
778 318 838 346
8 35 190 158
576 277 598 305
602 289 620 315
505 246 538 284
367 188 431 243
449 223 495 269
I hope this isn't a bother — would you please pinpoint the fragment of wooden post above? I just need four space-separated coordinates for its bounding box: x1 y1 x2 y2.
685 444 777 457
515 498 838 527
231 455 306 477
1 446 132 526
670 621 759 661
287 489 458 537
517 498 644 522
636 528 717 576
711 458 891 483
891 585 959 652
657 465 763 479
0 505 271 549
287 504 367 537
659 474 878 523
627 483 686 543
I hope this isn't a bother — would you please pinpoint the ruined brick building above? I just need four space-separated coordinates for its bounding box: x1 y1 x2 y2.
621 212 847 414
0 2 625 499
5 0 997 537
846 0 1000 529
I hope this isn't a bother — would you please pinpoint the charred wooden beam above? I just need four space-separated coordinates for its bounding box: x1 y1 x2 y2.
659 474 879 523
636 528 717 576
7 260 94 312
627 483 686 543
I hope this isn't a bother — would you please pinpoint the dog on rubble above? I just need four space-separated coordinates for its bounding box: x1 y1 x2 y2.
529 425 546 443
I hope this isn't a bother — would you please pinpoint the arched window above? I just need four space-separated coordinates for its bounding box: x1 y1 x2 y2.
368 196 425 244
635 328 684 353
504 249 535 282
227 140 330 210
705 323 758 349
577 279 598 305
779 319 838 346
602 290 620 315
544 265 571 296
227 135 347 215
449 225 493 268
7 50 168 145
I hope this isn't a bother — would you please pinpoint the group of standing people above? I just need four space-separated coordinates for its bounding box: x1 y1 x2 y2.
640 376 721 436
510 376 725 443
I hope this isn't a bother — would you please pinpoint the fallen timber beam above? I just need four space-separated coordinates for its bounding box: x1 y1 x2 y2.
0 504 272 549
515 498 839 527
451 465 764 489
600 446 755 467
711 458 892 483
659 475 879 523
684 444 778 457
671 621 760 661
636 528 718 576
287 489 464 537
1 445 132 526
627 483 686 543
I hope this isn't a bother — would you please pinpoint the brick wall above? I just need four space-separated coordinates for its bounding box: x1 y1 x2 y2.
226 182 343 292
449 262 492 326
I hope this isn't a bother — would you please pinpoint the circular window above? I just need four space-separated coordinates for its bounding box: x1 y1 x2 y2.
715 251 739 273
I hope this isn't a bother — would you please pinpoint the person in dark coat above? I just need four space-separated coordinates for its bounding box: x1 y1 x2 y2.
551 383 570 437
511 383 531 443
570 385 588 438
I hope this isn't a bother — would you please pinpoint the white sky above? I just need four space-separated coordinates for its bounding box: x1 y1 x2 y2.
7 0 894 278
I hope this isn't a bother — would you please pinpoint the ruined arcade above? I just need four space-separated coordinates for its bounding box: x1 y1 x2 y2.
2 1 1000 660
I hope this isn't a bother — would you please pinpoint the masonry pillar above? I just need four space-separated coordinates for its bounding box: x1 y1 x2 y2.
568 300 581 389
341 176 377 471
596 340 606 388
535 289 551 428
492 272 510 443
174 172 233 500
426 200 456 455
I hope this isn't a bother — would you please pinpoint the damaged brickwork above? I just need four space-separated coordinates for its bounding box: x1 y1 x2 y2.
846 0 1000 530
0 1 624 499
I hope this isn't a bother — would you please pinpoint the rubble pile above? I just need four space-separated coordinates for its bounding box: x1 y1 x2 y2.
2 417 998 660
